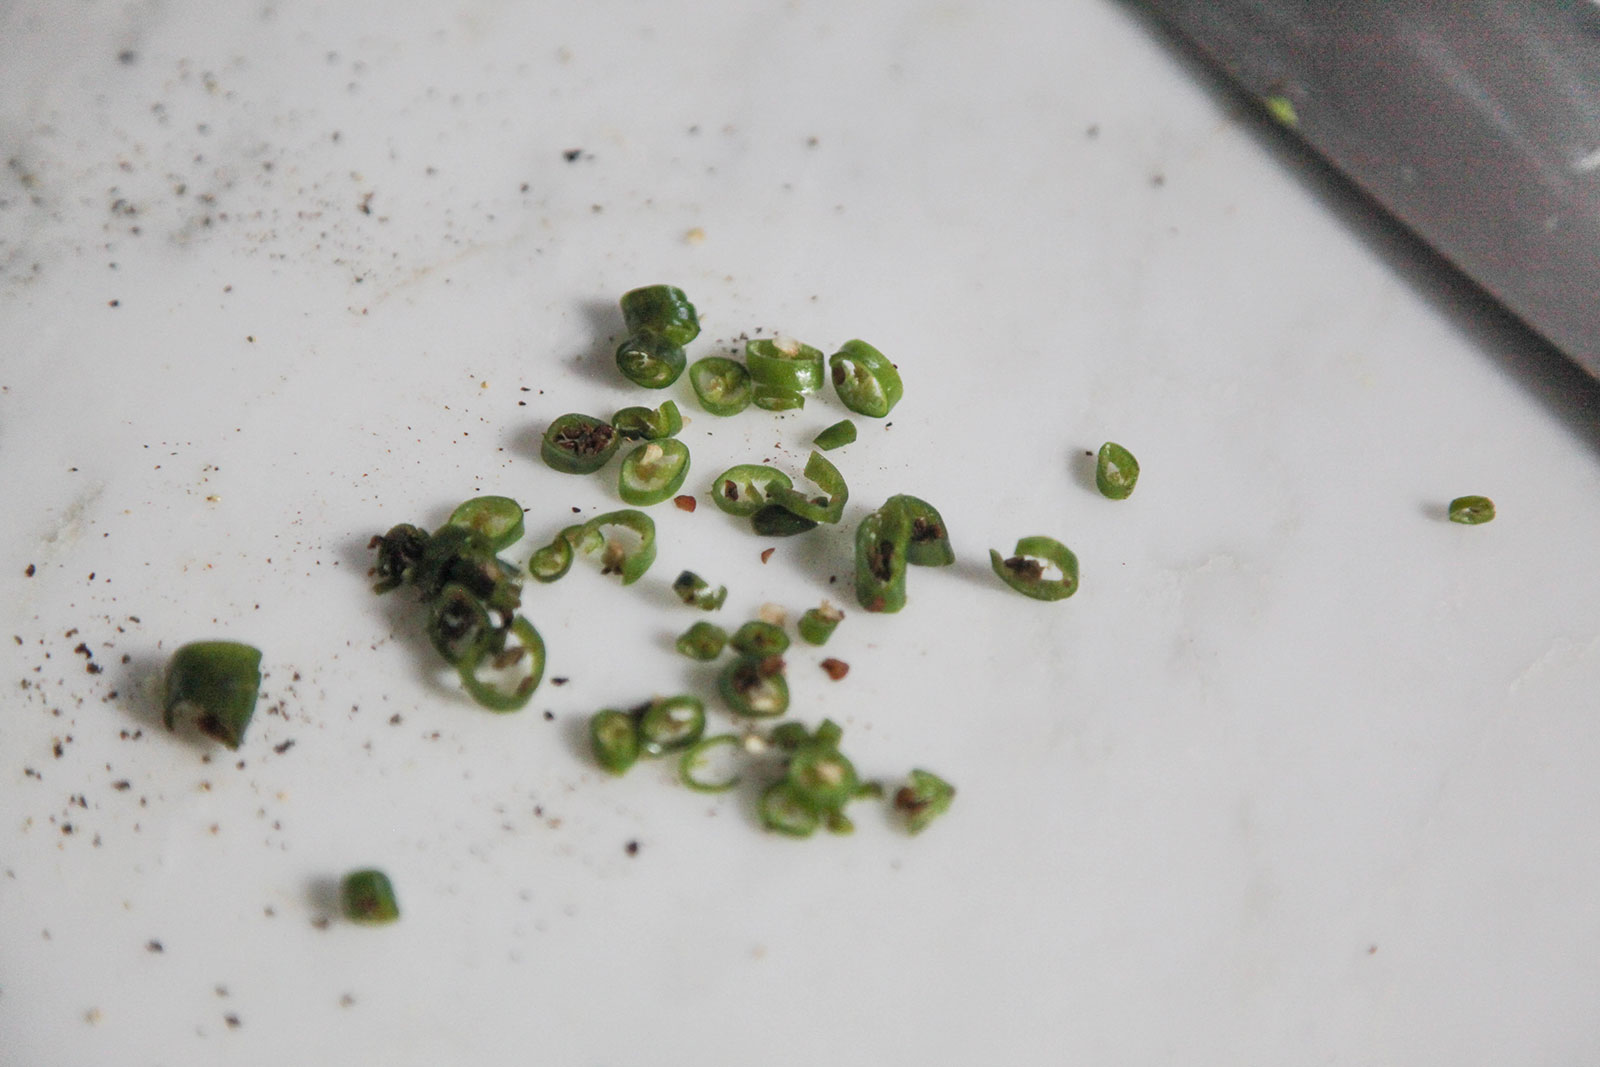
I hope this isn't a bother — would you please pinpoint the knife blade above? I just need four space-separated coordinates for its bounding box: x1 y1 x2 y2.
1135 0 1600 376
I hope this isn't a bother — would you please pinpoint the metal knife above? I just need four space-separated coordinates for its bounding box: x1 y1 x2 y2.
1135 0 1600 376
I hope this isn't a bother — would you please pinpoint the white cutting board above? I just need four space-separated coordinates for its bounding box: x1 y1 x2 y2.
3 2 1598 1064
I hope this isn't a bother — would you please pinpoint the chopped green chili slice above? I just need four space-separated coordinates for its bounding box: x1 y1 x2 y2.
370 523 429 593
787 740 860 813
854 500 911 613
163 640 263 749
427 583 491 665
675 620 728 660
829 339 903 418
894 769 956 834
729 620 789 658
446 495 525 552
615 332 687 389
672 571 727 611
765 451 848 524
638 695 706 756
746 336 825 394
619 284 700 346
689 356 752 416
678 734 741 793
527 526 581 583
341 869 400 924
989 535 1079 601
711 464 793 517
1449 495 1495 524
590 708 641 775
751 384 805 411
797 601 843 645
578 509 656 585
456 615 544 711
770 721 812 751
612 399 683 440
541 413 620 474
750 504 818 537
760 780 821 837
813 419 857 451
1095 442 1140 500
411 525 521 617
887 494 954 567
718 655 790 717
618 439 691 506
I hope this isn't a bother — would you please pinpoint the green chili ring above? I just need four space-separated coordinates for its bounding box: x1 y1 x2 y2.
615 332 688 389
711 464 793 517
719 655 790 717
446 495 526 552
797 602 843 645
895 768 956 834
590 708 641 775
989 535 1079 601
581 509 657 585
456 615 545 712
764 451 848 525
829 339 903 418
620 284 700 346
618 439 691 507
746 337 825 394
612 400 684 440
689 357 752 416
854 501 910 613
672 571 727 612
887 494 954 567
787 741 860 813
426 583 492 665
1096 442 1140 500
542 413 621 474
678 734 742 793
759 780 820 837
729 620 789 658
675 620 728 660
638 695 707 756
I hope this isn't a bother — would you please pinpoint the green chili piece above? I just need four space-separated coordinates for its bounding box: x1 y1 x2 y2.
619 284 700 346
750 504 818 537
341 869 400 925
751 384 805 411
825 810 855 835
672 571 727 611
638 695 706 756
527 527 579 583
765 451 848 525
615 332 688 389
456 615 544 711
718 655 789 717
989 535 1079 601
770 721 811 751
760 781 820 837
887 494 954 567
1449 495 1495 524
590 708 641 775
1095 442 1140 500
746 336 825 394
797 601 843 645
894 769 956 834
813 419 857 451
854 501 911 613
829 339 903 418
675 620 728 660
541 413 620 474
678 734 741 793
787 740 860 813
617 439 691 507
163 640 263 749
612 399 683 441
370 523 429 593
427 583 491 665
412 525 521 617
711 464 793 517
729 620 789 658
446 495 525 552
689 356 752 416
579 509 657 585
812 718 844 748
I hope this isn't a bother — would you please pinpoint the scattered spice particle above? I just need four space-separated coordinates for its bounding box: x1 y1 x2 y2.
388 714 402 725
113 780 131 790
673 494 697 512
311 917 331 930
340 993 356 1008
24 564 34 577
272 740 295 755
820 658 849 680
224 1014 241 1029
146 939 164 953
551 677 568 687
760 547 776 564
563 148 582 162
542 710 555 721
625 840 640 856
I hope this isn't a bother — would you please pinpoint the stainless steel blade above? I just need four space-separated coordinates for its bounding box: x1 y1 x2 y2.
1137 0 1600 376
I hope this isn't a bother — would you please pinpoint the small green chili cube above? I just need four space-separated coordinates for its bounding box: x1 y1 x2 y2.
1448 495 1495 524
675 621 728 660
797 601 843 645
1095 442 1140 500
894 769 956 834
590 708 641 775
341 868 400 924
163 641 263 750
619 284 700 346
